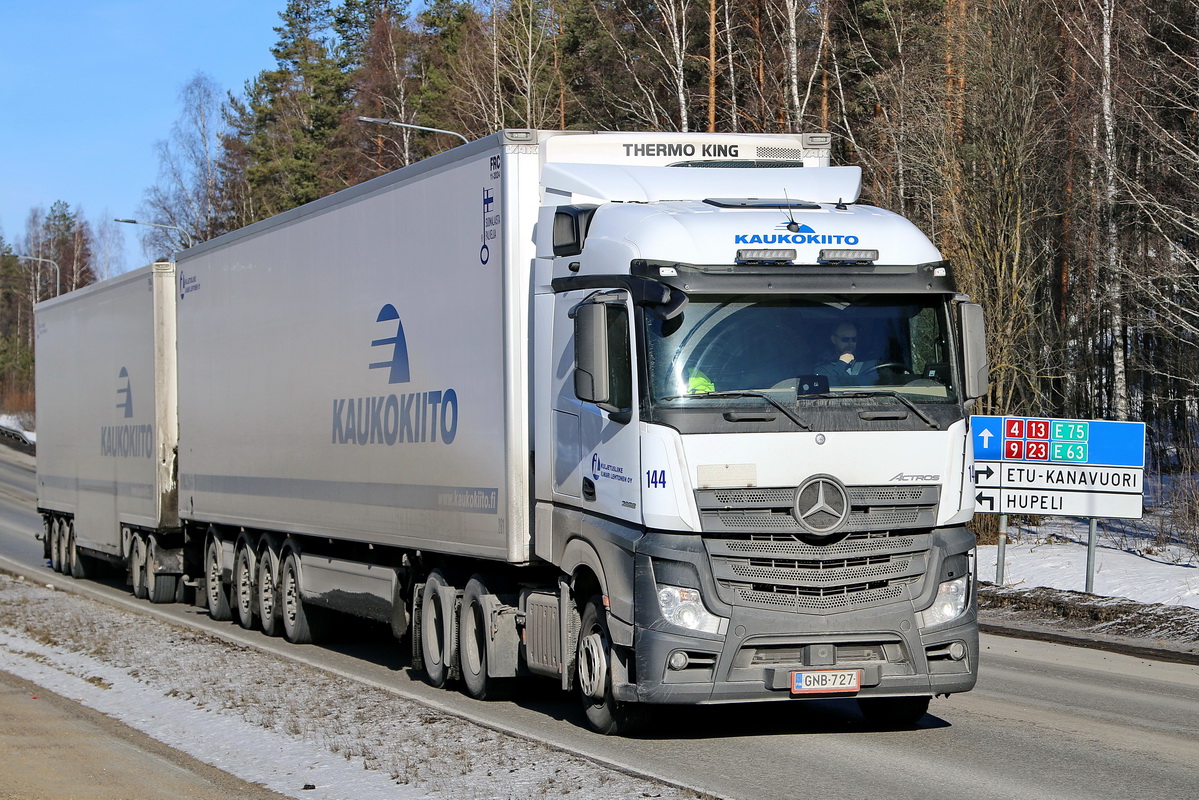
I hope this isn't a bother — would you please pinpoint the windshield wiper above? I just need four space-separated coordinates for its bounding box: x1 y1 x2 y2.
813 390 939 430
659 390 811 430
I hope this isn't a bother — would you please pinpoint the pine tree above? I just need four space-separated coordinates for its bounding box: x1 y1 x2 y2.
237 0 353 219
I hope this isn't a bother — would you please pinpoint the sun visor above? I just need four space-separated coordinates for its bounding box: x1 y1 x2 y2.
541 163 862 205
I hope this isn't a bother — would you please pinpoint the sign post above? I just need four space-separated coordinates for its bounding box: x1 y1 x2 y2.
971 415 1146 589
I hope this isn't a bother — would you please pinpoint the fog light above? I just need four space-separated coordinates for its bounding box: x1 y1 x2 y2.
948 641 968 661
668 651 690 670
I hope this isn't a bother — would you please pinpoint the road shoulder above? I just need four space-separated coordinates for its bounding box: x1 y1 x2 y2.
0 667 290 800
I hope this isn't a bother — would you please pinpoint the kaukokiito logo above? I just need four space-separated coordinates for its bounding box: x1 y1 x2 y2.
735 222 860 246
331 304 459 446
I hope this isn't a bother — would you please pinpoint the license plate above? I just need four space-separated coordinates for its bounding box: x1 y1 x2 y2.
791 669 862 694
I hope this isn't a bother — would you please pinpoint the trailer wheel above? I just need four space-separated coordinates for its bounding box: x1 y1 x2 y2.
146 536 178 604
130 535 149 600
67 523 90 579
420 569 455 688
232 543 257 629
280 552 325 644
49 519 63 573
256 547 282 637
578 597 644 735
204 537 232 621
459 576 510 700
856 696 931 729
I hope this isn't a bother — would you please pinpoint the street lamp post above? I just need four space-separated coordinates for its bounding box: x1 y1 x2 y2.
18 254 60 297
355 116 470 145
114 218 195 249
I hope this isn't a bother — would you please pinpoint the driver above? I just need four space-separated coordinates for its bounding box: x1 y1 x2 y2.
815 322 877 386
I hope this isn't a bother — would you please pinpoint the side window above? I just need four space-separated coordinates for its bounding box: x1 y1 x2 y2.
909 307 943 374
606 304 632 410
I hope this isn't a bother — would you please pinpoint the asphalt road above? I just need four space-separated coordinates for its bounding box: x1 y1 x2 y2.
2 444 1197 800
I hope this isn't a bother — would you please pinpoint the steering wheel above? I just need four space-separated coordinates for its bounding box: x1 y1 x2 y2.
871 361 912 374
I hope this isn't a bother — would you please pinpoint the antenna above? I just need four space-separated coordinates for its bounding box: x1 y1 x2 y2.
782 189 800 233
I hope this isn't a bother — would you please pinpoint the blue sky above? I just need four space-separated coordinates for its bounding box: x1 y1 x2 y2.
0 1 286 273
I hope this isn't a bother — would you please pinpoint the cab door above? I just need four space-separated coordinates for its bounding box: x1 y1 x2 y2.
551 290 641 523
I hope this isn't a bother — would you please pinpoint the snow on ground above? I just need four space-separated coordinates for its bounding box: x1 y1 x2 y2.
977 514 1199 610
0 573 701 800
0 414 34 443
0 625 428 800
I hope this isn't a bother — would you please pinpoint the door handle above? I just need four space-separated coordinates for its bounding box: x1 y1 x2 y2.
582 478 596 501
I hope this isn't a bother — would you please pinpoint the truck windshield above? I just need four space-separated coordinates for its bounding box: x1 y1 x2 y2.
644 294 959 411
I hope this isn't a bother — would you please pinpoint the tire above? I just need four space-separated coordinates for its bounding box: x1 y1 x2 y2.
130 535 149 600
420 569 456 688
67 524 90 579
856 696 932 729
42 518 53 561
232 543 257 629
280 552 324 644
146 536 178 604
49 519 63 573
459 576 510 700
256 547 282 637
577 597 645 735
204 537 232 621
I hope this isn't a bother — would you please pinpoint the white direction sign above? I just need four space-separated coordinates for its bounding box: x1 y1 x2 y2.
971 416 1145 520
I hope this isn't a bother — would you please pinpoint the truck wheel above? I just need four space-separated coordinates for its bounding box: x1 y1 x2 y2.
459 576 509 700
578 597 644 735
146 536 178 604
204 537 232 621
131 535 149 600
49 519 63 573
67 524 90 579
42 518 53 561
420 569 456 688
232 543 257 629
256 547 282 637
856 696 931 729
58 522 72 575
280 552 325 644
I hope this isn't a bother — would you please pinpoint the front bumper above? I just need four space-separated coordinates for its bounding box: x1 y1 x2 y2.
618 608 977 704
614 524 978 704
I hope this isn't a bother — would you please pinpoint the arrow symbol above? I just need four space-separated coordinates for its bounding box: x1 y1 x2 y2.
977 465 994 480
979 428 994 448
975 491 995 511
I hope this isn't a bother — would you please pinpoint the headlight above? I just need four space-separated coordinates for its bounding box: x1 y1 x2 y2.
918 574 970 628
656 584 725 635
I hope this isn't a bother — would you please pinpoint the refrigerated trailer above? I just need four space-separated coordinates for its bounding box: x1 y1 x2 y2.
36 130 988 733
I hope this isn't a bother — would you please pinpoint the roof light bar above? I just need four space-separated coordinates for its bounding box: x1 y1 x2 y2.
736 248 796 264
818 248 879 264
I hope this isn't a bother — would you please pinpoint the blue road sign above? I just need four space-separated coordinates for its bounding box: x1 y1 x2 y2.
971 416 1145 468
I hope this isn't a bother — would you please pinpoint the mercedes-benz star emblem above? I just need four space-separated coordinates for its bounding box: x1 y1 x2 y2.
793 475 851 535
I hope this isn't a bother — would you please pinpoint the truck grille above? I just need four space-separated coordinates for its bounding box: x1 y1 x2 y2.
696 485 938 535
698 484 936 613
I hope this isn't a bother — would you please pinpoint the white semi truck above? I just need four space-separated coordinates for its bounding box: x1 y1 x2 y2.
36 130 987 733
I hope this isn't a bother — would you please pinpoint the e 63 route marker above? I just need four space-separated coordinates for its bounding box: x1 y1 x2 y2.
970 415 1145 520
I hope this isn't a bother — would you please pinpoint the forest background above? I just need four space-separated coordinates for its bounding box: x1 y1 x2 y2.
1 0 1197 540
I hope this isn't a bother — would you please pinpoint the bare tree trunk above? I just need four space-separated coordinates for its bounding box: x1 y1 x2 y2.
1099 0 1129 419
724 0 738 130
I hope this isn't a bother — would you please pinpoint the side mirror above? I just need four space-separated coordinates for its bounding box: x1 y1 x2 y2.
960 302 989 399
573 302 610 405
